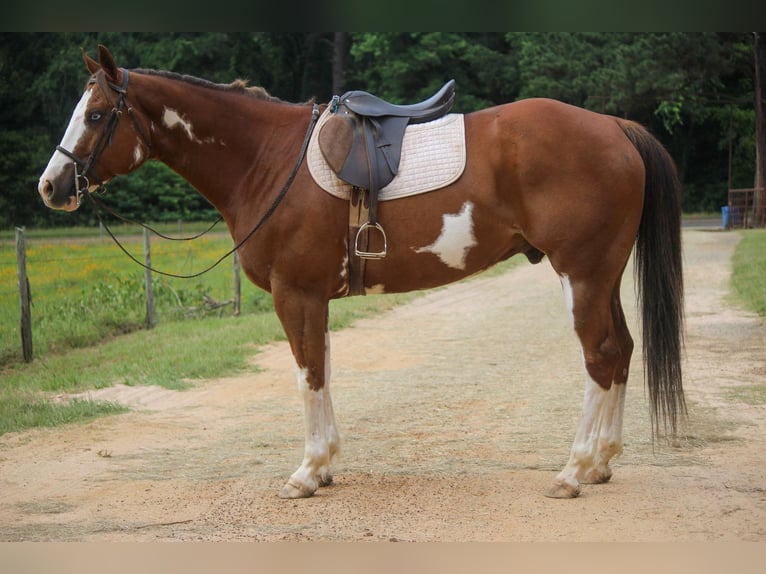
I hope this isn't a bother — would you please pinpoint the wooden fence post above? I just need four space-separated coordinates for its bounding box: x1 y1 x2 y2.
143 228 155 329
233 249 241 316
15 227 33 362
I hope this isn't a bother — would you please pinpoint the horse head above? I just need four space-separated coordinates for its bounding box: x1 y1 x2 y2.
38 45 151 211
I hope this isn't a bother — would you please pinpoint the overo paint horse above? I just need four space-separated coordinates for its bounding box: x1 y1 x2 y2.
38 46 684 499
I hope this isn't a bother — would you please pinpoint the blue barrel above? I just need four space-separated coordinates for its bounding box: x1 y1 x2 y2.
721 206 729 229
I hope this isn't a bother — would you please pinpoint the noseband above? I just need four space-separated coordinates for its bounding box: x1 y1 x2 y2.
55 68 152 205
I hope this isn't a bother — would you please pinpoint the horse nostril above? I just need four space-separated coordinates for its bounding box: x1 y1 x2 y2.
40 179 53 198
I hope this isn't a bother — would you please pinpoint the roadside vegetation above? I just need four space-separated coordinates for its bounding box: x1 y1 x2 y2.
730 229 766 317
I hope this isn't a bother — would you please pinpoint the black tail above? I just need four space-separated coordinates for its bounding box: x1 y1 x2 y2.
618 119 685 439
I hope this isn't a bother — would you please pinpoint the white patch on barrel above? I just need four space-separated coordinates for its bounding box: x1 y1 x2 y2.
162 107 200 142
131 143 144 168
415 201 477 270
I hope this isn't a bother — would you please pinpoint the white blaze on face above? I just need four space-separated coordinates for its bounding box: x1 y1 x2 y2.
162 107 200 142
415 201 477 270
38 87 95 194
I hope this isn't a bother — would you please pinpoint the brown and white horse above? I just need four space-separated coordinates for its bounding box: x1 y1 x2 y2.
38 45 684 499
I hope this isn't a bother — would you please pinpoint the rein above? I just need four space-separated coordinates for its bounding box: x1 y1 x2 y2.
82 102 321 279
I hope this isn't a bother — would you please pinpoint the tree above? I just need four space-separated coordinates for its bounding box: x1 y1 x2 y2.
754 32 766 224
348 32 519 112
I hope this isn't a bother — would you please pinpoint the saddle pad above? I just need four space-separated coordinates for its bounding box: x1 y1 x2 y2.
308 108 466 201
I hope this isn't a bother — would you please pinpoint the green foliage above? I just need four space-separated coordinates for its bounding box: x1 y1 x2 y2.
349 32 519 112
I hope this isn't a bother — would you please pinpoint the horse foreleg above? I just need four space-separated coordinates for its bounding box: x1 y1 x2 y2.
273 293 340 499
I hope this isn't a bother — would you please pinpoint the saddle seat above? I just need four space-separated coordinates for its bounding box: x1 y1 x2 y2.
339 79 456 124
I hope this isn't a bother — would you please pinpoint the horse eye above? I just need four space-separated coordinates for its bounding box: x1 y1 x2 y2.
89 111 103 122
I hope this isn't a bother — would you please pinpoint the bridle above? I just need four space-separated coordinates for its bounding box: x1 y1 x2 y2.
52 65 321 279
55 68 152 206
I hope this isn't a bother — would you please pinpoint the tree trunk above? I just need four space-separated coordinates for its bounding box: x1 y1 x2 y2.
332 32 350 95
754 32 766 225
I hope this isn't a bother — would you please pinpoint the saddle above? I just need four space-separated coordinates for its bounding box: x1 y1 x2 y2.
318 80 456 259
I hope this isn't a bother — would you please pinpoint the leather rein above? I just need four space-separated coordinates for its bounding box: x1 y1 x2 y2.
54 68 321 279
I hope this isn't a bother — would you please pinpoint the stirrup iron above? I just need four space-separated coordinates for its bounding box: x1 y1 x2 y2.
354 222 387 259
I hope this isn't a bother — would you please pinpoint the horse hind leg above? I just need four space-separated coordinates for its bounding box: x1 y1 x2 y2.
546 275 633 499
583 285 633 484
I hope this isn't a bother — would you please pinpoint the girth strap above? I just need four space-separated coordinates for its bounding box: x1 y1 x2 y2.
347 189 369 296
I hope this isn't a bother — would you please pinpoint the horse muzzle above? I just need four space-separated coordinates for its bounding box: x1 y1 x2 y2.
38 177 81 212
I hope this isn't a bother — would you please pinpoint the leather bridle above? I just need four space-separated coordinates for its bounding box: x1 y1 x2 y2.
55 68 152 205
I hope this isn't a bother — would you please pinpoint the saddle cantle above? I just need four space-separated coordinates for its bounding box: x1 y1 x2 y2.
318 80 456 259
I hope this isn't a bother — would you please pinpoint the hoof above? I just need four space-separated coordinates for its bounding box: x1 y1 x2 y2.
544 479 581 499
318 473 333 488
278 479 315 499
583 466 612 484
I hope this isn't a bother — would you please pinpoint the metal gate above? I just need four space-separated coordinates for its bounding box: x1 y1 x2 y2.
726 188 766 229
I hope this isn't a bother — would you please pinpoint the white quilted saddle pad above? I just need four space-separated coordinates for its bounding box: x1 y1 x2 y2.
307 108 466 201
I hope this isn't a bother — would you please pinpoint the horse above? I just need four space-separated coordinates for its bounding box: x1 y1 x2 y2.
38 45 684 500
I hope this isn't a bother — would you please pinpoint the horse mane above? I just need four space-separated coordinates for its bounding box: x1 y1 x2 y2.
133 68 309 104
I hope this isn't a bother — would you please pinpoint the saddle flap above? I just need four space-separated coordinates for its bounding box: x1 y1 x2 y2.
318 111 408 192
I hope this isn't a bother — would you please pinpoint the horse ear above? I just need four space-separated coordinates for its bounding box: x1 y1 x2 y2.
97 44 122 84
82 48 100 75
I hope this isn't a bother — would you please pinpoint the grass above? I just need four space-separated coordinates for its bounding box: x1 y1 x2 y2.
730 229 766 317
0 395 128 435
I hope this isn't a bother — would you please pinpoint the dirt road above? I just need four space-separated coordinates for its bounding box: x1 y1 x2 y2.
1 229 764 542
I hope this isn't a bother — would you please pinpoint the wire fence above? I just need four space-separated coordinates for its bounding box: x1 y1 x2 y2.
1 227 245 366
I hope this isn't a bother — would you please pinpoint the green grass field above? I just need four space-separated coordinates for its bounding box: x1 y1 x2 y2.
1 226 267 366
730 229 766 317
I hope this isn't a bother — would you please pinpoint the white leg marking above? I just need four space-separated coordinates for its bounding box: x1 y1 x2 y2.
550 273 625 496
283 331 339 496
415 201 477 269
559 274 574 328
162 107 200 142
38 87 95 196
555 376 609 490
593 382 626 469
322 331 340 478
